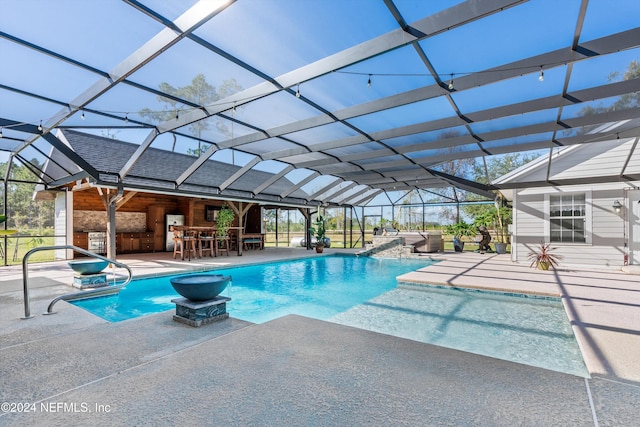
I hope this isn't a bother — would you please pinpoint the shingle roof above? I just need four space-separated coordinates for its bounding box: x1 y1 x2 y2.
46 130 311 204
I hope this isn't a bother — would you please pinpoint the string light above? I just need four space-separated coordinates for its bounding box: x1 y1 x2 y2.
8 61 566 134
0 127 3 138
334 59 567 80
124 113 129 123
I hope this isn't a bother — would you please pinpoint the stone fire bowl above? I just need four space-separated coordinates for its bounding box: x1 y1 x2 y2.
68 259 109 275
170 274 231 301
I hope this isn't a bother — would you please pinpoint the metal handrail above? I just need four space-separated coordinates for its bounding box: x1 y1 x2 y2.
21 245 132 319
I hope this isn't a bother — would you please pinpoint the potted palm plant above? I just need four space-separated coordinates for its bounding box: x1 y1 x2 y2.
309 214 327 253
493 202 511 254
527 241 563 270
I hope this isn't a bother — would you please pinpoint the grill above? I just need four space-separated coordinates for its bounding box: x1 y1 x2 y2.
87 232 106 254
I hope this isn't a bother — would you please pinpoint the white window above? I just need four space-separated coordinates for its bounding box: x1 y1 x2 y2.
545 192 590 244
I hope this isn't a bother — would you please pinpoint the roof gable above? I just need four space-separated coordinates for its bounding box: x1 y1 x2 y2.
495 137 640 186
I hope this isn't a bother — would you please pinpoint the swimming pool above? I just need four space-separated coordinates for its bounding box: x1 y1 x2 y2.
72 255 587 377
72 255 433 323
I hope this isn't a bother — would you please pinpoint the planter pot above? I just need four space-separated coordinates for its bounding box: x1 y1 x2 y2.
494 242 507 254
315 245 324 253
537 261 550 271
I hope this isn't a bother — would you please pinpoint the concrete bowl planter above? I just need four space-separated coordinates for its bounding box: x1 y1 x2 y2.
170 274 231 301
68 259 109 275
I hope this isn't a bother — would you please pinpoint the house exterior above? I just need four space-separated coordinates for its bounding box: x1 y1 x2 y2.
495 136 640 269
38 130 313 260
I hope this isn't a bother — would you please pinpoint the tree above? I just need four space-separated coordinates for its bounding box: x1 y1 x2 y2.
139 74 243 155
472 152 537 185
100 129 121 139
0 159 54 232
461 152 536 219
433 129 478 223
573 60 640 134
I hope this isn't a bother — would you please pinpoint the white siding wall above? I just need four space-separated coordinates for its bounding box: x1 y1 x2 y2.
53 191 67 260
513 186 626 268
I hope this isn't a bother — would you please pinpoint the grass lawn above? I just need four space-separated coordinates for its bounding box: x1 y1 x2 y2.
1 236 56 265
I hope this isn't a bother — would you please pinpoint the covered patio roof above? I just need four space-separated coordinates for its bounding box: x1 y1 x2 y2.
2 0 640 207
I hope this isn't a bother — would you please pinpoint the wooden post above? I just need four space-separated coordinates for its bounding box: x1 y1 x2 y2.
227 201 253 256
98 188 123 260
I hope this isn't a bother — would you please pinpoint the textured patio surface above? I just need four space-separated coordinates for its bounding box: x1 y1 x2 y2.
1 248 639 425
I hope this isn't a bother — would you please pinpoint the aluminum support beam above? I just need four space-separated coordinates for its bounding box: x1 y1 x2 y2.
306 178 343 201
119 128 159 179
333 187 371 205
350 189 384 207
280 172 319 198
320 182 358 203
14 0 234 154
0 119 100 179
218 156 262 191
252 165 294 195
152 0 522 136
192 27 640 160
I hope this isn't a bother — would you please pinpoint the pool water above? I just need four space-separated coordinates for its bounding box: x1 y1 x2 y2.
330 284 589 377
72 255 433 323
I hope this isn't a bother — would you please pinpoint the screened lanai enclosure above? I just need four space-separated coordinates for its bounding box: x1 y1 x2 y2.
2 0 640 264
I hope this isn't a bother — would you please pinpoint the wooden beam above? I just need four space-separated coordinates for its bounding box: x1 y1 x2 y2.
115 191 138 211
71 178 94 191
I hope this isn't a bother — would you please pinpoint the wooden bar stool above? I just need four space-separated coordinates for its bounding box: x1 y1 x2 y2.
216 235 230 256
199 231 216 257
183 230 199 260
173 230 186 260
174 230 199 261
228 231 238 252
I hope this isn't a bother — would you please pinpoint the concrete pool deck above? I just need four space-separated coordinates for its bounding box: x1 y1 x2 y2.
1 248 639 425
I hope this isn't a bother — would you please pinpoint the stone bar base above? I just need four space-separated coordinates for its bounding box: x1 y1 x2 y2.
171 296 231 327
73 273 108 289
